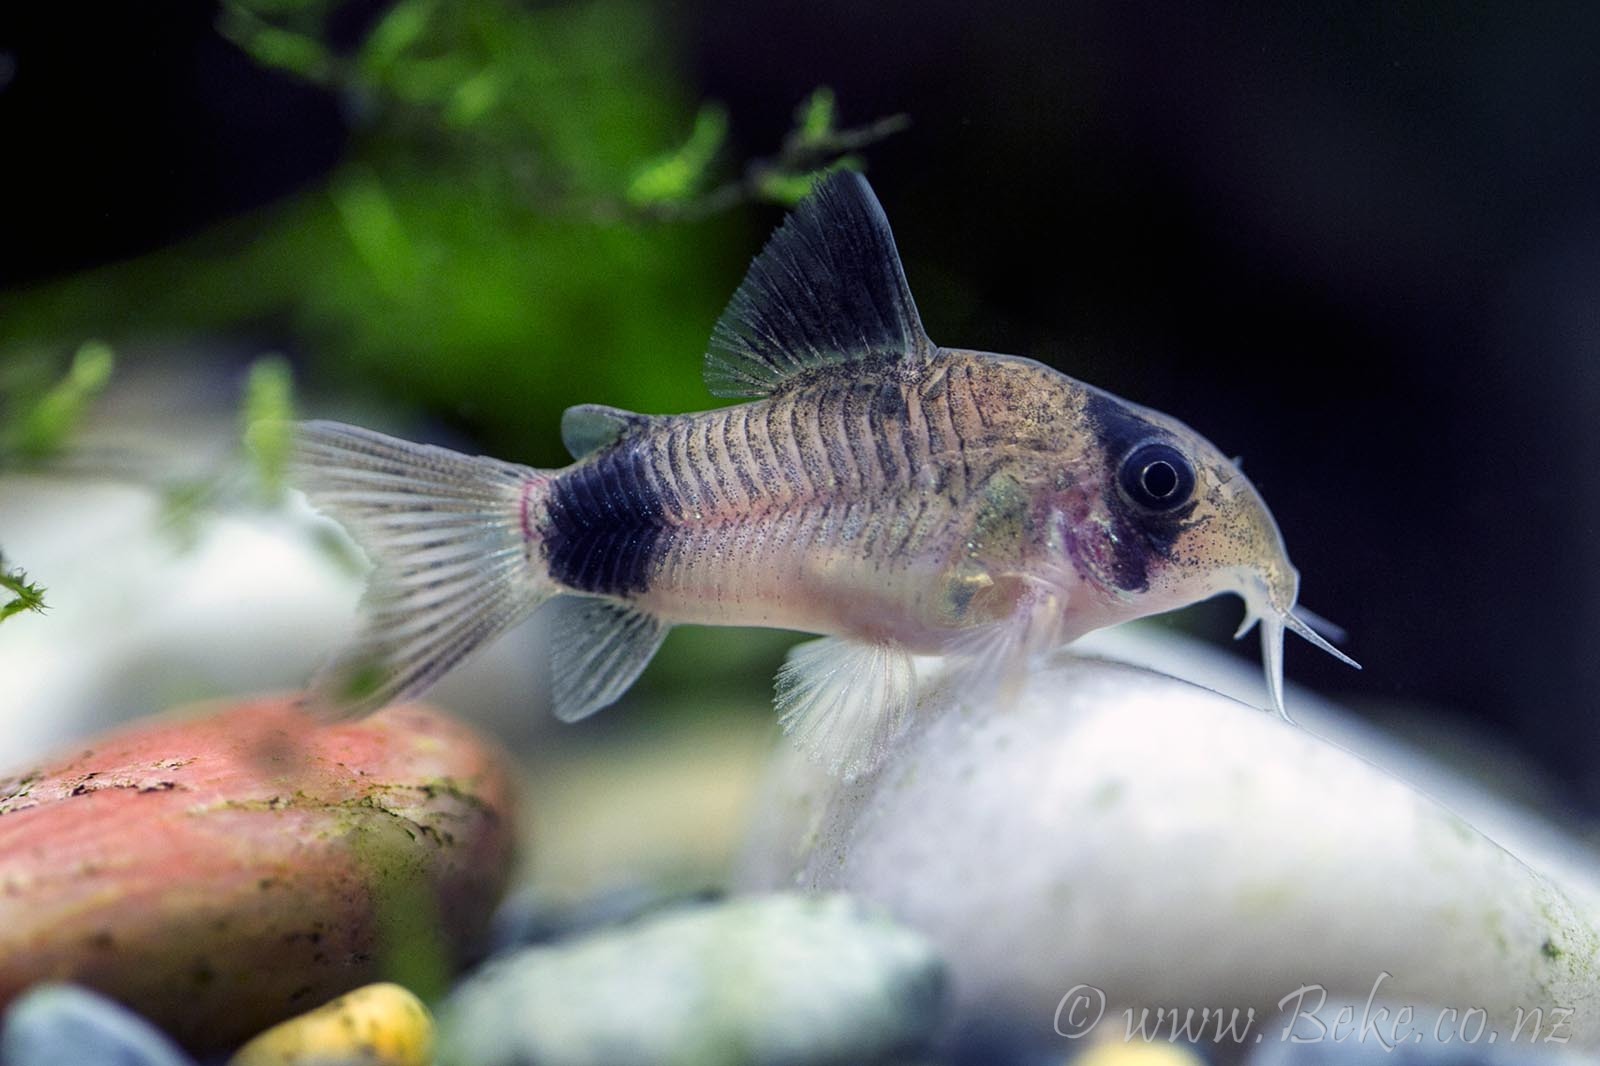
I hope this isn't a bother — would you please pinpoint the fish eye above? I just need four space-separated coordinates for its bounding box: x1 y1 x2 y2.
1119 442 1195 512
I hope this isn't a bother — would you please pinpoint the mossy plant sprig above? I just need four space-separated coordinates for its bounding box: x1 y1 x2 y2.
0 558 46 625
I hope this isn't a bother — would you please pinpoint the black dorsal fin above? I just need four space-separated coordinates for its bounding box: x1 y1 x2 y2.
560 403 644 460
703 172 933 398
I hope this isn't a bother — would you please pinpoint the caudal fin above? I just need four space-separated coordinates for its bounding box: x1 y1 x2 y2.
290 420 554 717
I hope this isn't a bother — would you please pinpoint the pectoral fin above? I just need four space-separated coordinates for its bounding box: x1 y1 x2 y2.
774 636 916 781
947 579 1067 706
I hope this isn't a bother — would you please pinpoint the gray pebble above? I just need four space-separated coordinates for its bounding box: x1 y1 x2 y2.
486 883 720 955
440 892 945 1066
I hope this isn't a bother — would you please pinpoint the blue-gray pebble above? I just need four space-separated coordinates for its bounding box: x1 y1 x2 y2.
439 893 946 1066
1 984 197 1066
1249 1031 1593 1066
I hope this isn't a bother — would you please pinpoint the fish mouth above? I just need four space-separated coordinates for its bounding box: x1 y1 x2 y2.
1235 570 1361 721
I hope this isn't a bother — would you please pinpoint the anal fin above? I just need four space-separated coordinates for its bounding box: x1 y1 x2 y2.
775 637 916 781
545 596 669 722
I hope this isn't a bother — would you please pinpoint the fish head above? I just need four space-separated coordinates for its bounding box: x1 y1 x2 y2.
1058 386 1358 715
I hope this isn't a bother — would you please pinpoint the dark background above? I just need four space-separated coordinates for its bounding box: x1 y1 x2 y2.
5 2 1600 807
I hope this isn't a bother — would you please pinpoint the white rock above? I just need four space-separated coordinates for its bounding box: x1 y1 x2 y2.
736 641 1600 1054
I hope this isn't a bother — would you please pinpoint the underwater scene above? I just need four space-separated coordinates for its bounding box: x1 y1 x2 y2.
2 2 1599 1064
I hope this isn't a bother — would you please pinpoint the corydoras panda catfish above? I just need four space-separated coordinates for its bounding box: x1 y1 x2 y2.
292 172 1357 778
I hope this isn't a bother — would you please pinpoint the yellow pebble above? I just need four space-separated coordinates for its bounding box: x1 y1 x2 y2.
1070 1040 1206 1066
227 982 435 1066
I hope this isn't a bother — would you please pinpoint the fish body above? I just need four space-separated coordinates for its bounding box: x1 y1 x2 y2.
293 173 1355 778
540 355 1257 648
552 355 1069 647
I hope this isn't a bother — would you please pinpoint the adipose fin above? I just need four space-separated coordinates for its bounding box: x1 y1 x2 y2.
560 403 648 460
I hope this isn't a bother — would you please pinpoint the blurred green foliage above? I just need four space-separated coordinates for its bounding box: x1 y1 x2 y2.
1 0 903 467
627 105 730 209
162 355 307 547
0 341 115 464
240 356 298 503
3 0 716 464
0 342 105 612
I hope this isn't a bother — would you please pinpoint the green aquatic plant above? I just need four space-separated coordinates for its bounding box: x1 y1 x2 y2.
0 558 48 625
626 105 730 210
0 342 114 617
161 355 305 547
0 348 299 565
3 0 906 467
240 356 298 504
216 0 903 220
0 341 114 464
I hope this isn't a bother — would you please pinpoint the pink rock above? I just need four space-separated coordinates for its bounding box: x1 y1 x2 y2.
0 697 518 1052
